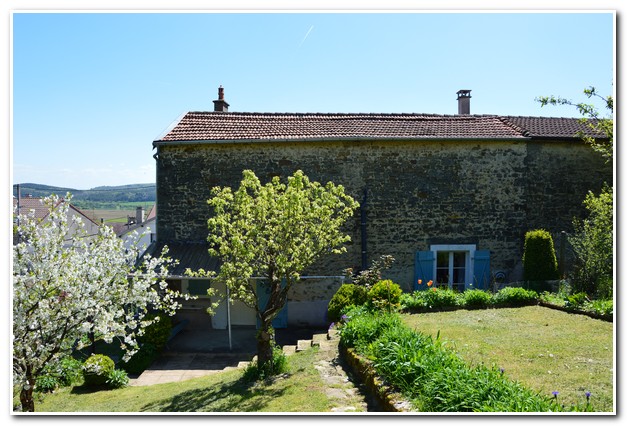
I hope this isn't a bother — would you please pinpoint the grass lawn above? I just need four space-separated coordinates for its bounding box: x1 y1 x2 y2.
400 305 614 412
29 346 365 413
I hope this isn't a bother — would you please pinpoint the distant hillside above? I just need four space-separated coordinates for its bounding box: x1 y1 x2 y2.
13 183 156 204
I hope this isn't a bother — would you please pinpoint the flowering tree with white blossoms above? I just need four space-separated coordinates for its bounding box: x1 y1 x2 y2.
13 194 185 412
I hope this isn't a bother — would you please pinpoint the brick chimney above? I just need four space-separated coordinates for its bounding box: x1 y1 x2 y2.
457 90 471 115
213 85 230 112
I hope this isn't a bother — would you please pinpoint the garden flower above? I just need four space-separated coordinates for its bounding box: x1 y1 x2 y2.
427 280 433 287
329 322 335 330
585 391 591 401
552 391 559 398
417 279 422 285
341 314 348 322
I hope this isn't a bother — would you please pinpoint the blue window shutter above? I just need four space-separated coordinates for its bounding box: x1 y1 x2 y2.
473 250 491 290
415 251 435 290
256 279 288 329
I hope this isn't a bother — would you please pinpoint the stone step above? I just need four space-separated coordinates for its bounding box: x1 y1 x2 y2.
312 333 329 346
282 345 297 356
296 339 312 352
236 361 251 369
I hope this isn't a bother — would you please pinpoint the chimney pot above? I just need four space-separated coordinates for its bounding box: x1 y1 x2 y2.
456 89 471 115
213 85 230 112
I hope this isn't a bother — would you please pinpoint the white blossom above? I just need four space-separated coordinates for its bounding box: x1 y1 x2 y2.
13 194 185 411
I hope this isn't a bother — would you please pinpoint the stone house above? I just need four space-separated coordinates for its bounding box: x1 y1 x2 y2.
150 87 611 328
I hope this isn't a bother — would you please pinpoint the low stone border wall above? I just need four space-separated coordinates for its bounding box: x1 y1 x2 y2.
338 343 413 412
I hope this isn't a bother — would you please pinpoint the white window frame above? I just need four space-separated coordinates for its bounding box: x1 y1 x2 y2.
430 244 476 291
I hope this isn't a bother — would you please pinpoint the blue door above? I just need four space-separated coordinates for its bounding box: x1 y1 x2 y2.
256 280 288 329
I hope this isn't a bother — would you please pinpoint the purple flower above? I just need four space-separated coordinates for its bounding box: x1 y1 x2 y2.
499 368 505 374
328 322 335 330
552 391 559 398
585 391 591 400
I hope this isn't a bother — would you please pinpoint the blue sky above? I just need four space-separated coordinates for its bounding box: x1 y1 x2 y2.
11 10 615 189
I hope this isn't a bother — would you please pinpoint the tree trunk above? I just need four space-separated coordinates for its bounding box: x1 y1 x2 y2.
19 375 36 412
256 320 274 371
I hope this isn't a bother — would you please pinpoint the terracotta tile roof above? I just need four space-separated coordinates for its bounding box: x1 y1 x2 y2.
501 116 609 139
155 112 528 143
13 197 53 219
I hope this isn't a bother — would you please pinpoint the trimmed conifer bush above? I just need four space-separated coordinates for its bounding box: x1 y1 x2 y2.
522 229 559 282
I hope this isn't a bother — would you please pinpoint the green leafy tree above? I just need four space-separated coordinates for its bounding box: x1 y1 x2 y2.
204 170 359 370
537 86 613 297
569 185 613 297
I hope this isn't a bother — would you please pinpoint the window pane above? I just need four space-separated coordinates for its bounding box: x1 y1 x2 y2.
453 252 465 267
453 267 465 284
436 268 449 284
437 251 449 267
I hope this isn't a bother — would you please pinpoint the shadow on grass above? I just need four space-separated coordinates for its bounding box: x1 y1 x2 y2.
139 376 288 412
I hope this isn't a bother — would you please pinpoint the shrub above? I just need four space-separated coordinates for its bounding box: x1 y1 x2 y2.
242 345 288 381
139 312 173 351
106 369 129 389
35 374 60 393
584 299 613 317
120 343 158 375
36 356 83 393
565 292 589 309
461 289 493 308
368 279 402 312
494 287 538 306
327 283 368 322
422 288 460 309
523 229 559 282
82 354 115 387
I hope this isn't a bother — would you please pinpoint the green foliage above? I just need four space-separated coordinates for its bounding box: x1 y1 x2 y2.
139 313 173 351
523 229 559 282
327 283 368 322
242 345 288 382
106 369 130 389
461 289 493 308
339 308 402 353
35 374 60 393
569 185 613 298
82 354 115 387
400 288 460 311
204 169 359 371
367 279 402 312
345 311 580 412
565 292 589 309
120 343 159 375
36 356 84 393
12 183 156 205
493 287 538 306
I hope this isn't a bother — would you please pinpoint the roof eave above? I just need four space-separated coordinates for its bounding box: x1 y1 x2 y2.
153 136 530 147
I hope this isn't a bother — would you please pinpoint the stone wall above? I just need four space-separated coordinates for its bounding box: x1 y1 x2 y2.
156 138 611 291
